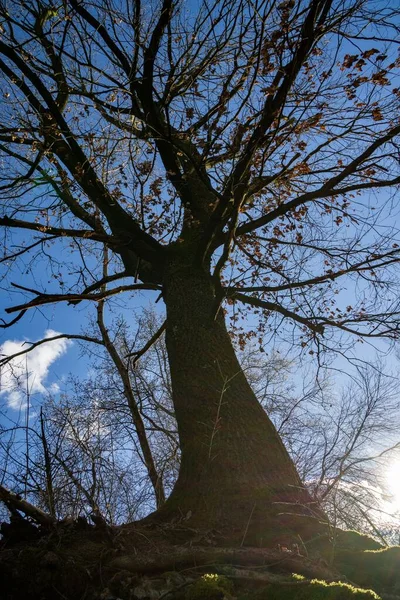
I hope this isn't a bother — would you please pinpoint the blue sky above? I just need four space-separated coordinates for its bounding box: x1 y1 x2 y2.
0 229 165 414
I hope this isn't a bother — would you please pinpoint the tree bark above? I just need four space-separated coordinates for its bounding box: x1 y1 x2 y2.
145 254 323 545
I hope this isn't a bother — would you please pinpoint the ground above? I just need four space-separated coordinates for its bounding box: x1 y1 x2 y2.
0 517 399 600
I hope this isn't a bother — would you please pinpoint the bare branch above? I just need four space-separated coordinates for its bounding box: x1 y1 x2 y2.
232 292 325 335
0 484 56 526
5 283 162 315
126 320 167 362
0 334 103 368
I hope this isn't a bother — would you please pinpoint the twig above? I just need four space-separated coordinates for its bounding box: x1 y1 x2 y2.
240 502 256 547
125 320 167 362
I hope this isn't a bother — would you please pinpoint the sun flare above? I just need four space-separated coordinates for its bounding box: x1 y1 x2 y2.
385 460 400 512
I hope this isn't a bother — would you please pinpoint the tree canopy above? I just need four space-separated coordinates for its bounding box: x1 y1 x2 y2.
0 0 399 347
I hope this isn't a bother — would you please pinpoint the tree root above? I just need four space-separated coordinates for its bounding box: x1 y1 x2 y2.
109 545 338 580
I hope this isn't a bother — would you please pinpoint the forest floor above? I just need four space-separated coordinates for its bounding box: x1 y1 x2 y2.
0 517 399 600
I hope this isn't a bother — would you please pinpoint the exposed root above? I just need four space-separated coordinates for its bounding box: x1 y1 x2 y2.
0 519 394 600
108 545 338 580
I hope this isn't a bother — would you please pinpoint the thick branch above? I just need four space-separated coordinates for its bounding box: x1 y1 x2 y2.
227 247 400 294
142 0 173 101
0 484 56 526
0 333 103 368
0 40 164 266
0 216 113 244
5 283 161 314
201 0 334 257
232 292 324 335
235 125 400 239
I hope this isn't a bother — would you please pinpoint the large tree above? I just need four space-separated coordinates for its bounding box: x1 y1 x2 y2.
0 0 400 544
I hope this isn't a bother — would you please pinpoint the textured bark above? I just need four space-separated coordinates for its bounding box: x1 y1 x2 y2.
144 254 322 543
110 547 336 579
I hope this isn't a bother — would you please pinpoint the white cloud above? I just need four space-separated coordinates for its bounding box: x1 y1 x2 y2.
48 382 61 394
0 330 71 409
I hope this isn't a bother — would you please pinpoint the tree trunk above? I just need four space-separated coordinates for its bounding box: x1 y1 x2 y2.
146 255 324 545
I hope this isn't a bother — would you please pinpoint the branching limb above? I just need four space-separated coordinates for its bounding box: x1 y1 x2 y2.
232 292 325 335
0 333 103 368
227 246 400 294
0 484 56 526
5 282 162 314
201 0 335 258
126 320 166 362
68 271 129 305
0 310 27 329
0 216 114 244
235 124 400 239
0 236 58 264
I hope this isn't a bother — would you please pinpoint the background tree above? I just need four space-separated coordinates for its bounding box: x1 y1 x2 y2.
2 319 399 544
0 0 400 544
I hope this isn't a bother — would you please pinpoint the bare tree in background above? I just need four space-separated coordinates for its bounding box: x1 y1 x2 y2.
2 314 399 544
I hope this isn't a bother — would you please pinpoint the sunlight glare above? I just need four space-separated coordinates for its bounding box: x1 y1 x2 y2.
385 460 400 511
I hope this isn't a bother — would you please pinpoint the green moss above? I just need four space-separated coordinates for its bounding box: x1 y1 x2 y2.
334 530 382 552
237 576 381 600
185 573 234 600
308 579 380 599
335 546 400 593
301 526 382 559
